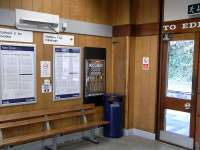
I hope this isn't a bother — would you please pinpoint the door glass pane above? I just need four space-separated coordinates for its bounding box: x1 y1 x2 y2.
166 40 194 100
165 109 190 136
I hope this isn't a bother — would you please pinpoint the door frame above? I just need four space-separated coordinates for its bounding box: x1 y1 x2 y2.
156 32 200 148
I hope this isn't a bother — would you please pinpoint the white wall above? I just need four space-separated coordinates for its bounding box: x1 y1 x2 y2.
164 0 200 21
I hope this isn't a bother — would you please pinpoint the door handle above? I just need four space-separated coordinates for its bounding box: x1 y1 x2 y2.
184 102 191 110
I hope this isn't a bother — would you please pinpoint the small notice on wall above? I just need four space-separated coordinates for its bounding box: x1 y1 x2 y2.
42 79 52 94
0 28 33 43
43 33 74 46
142 57 150 71
40 61 51 78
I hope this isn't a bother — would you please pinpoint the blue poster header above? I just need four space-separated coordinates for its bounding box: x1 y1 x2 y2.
1 45 34 51
2 97 35 105
55 93 80 100
55 48 80 53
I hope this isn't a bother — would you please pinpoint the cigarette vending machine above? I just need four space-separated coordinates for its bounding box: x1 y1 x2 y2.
83 47 106 106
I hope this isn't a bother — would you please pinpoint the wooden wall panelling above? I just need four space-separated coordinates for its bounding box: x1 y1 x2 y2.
21 0 33 10
128 36 135 129
9 0 22 9
112 37 127 94
134 0 160 24
52 0 62 15
86 0 98 24
32 0 42 12
69 0 86 21
99 0 111 25
112 37 130 128
41 0 52 13
2 0 112 25
61 0 69 18
196 116 200 142
0 0 10 8
33 32 45 109
111 0 130 26
196 94 200 142
133 36 158 133
42 44 53 108
125 37 130 129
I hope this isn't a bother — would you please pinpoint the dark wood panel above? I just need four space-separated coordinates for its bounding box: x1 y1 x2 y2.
135 23 160 36
113 24 134 37
113 23 160 37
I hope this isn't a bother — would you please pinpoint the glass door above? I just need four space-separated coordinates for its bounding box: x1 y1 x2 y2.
159 33 199 149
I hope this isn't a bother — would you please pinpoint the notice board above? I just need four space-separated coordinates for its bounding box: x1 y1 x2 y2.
53 46 81 101
0 43 36 106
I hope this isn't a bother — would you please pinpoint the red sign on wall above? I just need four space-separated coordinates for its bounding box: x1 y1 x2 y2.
142 57 150 71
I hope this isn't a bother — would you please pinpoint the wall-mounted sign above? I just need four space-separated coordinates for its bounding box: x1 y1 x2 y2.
0 43 36 107
163 19 200 33
188 3 200 15
40 61 51 78
42 79 52 94
0 28 33 43
53 46 81 101
142 57 150 71
43 33 74 46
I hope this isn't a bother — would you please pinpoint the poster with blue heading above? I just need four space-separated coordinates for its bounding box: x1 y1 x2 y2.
53 46 81 101
0 43 36 107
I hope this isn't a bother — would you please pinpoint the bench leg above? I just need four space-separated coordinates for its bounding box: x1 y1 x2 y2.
44 136 57 150
82 129 99 144
3 146 10 150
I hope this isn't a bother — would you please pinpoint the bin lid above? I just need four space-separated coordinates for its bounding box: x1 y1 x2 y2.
104 93 123 102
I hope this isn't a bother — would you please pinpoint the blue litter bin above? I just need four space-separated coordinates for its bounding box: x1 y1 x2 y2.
103 94 123 138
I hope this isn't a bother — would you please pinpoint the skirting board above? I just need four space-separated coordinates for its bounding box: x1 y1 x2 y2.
124 128 156 141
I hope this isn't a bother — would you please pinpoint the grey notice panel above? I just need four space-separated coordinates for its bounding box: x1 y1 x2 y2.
60 19 112 37
0 8 112 37
0 9 16 26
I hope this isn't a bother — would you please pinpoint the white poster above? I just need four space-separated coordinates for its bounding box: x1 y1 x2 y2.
0 28 33 43
40 61 51 78
0 43 36 106
43 33 74 46
53 47 81 101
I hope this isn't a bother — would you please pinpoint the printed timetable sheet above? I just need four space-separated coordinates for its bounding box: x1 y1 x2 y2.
54 47 81 101
0 43 36 106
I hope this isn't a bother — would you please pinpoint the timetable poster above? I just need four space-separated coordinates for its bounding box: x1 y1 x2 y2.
0 43 36 106
54 47 81 101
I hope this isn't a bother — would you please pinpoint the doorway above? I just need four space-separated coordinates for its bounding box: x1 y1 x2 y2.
158 33 199 149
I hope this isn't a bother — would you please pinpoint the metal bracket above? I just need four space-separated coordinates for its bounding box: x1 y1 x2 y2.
3 146 11 150
44 136 58 150
82 129 99 144
45 115 51 131
81 109 88 124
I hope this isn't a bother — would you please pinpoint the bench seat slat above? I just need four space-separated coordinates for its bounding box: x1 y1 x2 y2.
0 121 109 148
0 104 95 123
0 110 95 129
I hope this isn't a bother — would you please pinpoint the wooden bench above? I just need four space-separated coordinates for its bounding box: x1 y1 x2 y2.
0 104 109 150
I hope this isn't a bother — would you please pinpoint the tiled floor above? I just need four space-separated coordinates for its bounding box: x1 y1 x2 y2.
57 136 185 150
